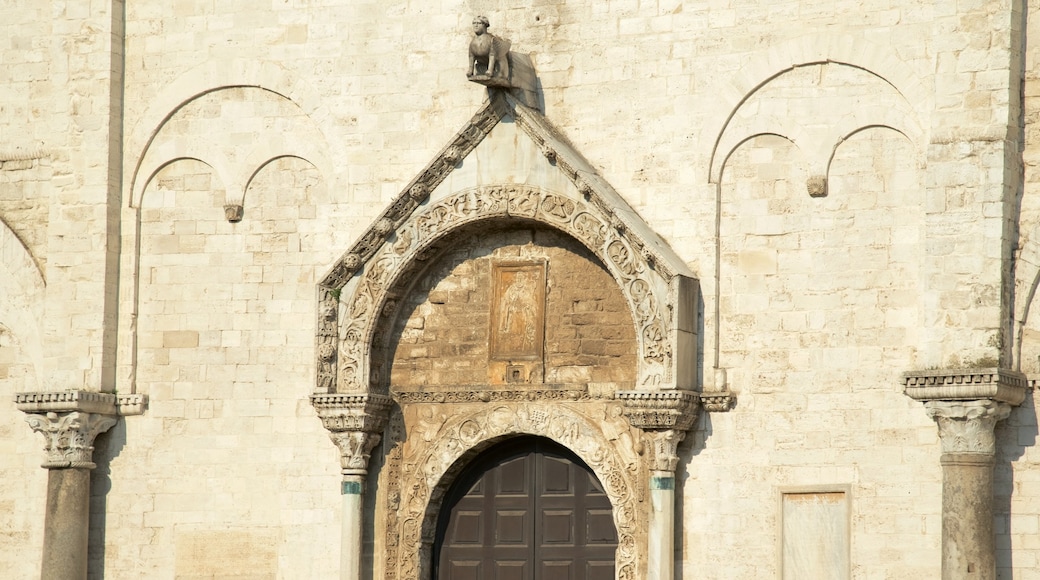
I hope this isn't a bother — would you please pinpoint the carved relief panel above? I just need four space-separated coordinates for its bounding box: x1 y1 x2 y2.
489 261 547 383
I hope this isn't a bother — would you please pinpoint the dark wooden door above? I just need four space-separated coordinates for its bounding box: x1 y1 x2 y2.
435 438 617 580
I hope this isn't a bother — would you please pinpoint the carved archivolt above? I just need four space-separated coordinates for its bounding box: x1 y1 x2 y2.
333 185 672 393
317 93 698 396
380 400 644 580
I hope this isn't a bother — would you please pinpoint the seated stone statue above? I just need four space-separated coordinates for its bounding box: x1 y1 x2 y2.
467 16 511 86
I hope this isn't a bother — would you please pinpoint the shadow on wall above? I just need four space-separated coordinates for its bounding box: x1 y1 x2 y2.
87 420 127 579
995 389 1038 577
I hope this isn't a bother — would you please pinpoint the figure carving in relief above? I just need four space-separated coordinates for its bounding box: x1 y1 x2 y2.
499 270 537 350
467 16 510 84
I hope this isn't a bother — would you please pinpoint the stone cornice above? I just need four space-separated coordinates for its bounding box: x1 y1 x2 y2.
15 390 149 416
16 390 118 415
903 368 1029 406
616 390 700 432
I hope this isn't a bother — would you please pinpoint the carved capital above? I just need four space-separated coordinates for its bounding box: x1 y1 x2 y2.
312 393 393 476
646 429 685 473
24 411 117 469
15 390 122 469
924 399 1011 456
330 430 383 476
616 390 700 432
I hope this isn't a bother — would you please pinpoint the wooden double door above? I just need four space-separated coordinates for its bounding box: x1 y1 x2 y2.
434 437 618 580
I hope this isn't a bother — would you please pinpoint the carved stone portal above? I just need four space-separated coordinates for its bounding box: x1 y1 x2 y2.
378 396 645 580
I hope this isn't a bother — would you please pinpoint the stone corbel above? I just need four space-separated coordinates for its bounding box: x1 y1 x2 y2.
15 391 123 469
312 393 394 477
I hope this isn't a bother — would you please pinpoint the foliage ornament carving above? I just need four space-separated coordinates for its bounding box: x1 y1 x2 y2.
617 391 700 474
15 390 129 469
924 400 1011 457
312 393 393 476
23 411 117 469
381 401 643 580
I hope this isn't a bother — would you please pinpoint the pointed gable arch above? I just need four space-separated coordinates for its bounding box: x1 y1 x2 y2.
316 92 698 394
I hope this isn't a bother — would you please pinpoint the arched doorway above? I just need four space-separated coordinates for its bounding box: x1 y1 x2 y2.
434 436 618 580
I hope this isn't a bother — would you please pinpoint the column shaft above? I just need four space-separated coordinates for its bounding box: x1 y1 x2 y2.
341 476 365 580
648 471 675 580
941 455 996 580
42 468 92 580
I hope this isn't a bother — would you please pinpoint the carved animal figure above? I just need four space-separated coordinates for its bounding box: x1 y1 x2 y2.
467 16 510 81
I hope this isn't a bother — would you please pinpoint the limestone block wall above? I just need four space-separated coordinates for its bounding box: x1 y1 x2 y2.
0 0 1035 578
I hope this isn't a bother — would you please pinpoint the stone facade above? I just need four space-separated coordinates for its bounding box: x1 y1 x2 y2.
3 1 1040 579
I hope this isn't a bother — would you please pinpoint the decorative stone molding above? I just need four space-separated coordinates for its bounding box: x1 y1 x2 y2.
924 400 1012 456
392 387 615 404
23 412 117 470
115 394 149 416
700 391 736 412
903 367 1029 405
15 390 118 415
312 393 393 477
312 393 393 432
616 390 700 432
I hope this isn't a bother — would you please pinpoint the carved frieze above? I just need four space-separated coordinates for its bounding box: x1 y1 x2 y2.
924 399 1012 456
311 393 393 433
616 390 700 432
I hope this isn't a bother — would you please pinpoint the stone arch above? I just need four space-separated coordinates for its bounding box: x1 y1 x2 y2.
0 219 44 389
1012 224 1040 371
382 401 642 580
319 184 695 394
137 155 229 208
708 61 924 185
126 58 339 208
131 86 333 211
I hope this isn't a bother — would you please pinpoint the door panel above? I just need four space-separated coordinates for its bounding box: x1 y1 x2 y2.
436 438 617 580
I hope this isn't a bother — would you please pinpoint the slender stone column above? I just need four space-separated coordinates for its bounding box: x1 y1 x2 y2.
646 429 683 580
617 390 701 580
330 431 382 580
16 393 119 580
925 400 1010 580
312 393 392 580
903 368 1028 580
